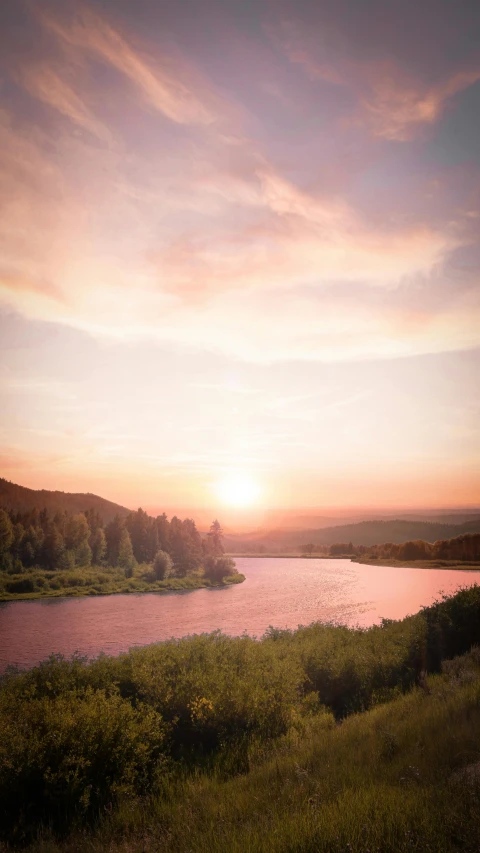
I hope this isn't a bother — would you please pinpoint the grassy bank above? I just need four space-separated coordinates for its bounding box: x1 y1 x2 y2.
228 554 480 569
353 557 480 571
0 565 245 601
1 586 480 849
25 648 480 853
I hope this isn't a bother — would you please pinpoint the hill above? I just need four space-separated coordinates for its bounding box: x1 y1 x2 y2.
225 516 480 551
0 478 131 524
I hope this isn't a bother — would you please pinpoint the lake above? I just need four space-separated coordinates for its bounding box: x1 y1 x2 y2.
1 557 479 672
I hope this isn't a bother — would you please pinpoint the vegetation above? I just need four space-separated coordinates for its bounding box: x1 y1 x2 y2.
0 478 130 524
1 586 480 849
0 509 244 600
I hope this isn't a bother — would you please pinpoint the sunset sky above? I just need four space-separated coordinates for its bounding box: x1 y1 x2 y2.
1 0 479 514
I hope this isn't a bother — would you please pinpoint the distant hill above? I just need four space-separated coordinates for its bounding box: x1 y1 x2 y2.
225 517 480 551
0 479 131 524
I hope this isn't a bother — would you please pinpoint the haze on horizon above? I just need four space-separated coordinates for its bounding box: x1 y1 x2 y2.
0 0 479 514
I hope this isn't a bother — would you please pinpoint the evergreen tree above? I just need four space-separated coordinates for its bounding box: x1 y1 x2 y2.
206 519 224 556
105 516 124 565
118 529 136 577
90 528 106 564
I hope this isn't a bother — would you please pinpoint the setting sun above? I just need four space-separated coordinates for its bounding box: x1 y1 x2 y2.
214 473 261 508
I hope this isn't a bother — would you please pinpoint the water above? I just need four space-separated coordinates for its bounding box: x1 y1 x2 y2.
1 558 479 672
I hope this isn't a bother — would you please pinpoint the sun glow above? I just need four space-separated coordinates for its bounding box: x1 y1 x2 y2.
214 473 261 508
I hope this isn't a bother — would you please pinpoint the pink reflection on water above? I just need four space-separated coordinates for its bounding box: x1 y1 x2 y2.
1 558 479 671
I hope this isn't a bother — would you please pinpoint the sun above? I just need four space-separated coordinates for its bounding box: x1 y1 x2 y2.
214 473 261 508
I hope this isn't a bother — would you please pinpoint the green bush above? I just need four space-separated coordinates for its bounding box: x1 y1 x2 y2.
0 683 168 842
203 555 237 582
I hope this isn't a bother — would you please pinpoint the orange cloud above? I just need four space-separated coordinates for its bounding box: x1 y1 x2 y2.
17 62 113 143
362 64 480 141
37 4 220 126
272 20 480 140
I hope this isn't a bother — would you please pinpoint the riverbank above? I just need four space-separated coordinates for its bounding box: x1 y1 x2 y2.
353 556 480 570
2 585 480 851
228 553 480 570
0 567 245 602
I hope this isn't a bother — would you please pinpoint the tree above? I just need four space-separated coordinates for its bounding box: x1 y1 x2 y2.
169 517 202 577
105 516 124 566
301 543 315 555
117 529 136 577
41 525 66 570
90 528 106 565
156 513 170 552
65 514 91 567
153 550 173 580
21 525 43 567
203 555 237 583
206 519 224 557
126 508 151 563
0 509 13 556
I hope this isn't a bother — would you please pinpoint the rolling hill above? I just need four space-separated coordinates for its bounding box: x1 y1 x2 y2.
225 516 480 551
0 478 131 523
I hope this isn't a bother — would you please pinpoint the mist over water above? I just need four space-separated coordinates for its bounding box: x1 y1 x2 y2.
1 558 479 672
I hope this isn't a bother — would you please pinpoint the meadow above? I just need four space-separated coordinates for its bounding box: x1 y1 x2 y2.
1 585 480 850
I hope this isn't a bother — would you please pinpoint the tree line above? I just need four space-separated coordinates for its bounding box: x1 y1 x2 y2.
0 505 232 581
300 533 480 561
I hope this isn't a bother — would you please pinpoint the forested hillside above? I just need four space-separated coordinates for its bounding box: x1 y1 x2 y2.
0 479 130 524
226 516 480 552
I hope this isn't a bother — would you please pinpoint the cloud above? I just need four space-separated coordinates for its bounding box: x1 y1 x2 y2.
271 19 480 140
361 64 480 141
17 62 113 143
0 3 478 366
37 3 220 126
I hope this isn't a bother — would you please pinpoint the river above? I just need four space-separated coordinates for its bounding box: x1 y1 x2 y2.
1 557 479 671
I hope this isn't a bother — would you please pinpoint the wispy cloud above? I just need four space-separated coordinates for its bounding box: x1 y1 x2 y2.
17 62 113 142
37 4 220 126
361 65 480 141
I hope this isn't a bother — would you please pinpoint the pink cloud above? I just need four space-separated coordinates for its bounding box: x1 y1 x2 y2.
17 62 113 143
361 63 480 141
37 4 222 126
272 19 480 140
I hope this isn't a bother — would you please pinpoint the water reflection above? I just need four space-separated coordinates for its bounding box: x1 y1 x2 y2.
1 558 478 671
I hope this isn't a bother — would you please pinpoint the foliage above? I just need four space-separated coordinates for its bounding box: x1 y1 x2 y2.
152 549 173 580
0 503 234 591
0 682 168 843
203 555 237 582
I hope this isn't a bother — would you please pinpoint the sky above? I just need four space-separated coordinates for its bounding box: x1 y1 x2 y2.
0 0 479 516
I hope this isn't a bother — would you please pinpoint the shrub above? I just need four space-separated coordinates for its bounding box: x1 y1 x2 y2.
0 685 169 842
153 549 173 580
203 555 237 583
5 577 34 594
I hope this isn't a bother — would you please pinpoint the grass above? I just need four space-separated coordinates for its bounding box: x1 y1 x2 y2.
12 647 480 853
0 565 246 601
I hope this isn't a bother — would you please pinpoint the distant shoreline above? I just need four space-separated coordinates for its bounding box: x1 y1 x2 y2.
228 554 480 571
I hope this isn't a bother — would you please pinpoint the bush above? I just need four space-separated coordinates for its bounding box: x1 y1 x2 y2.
0 685 168 842
5 577 34 594
153 550 173 580
203 555 237 583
